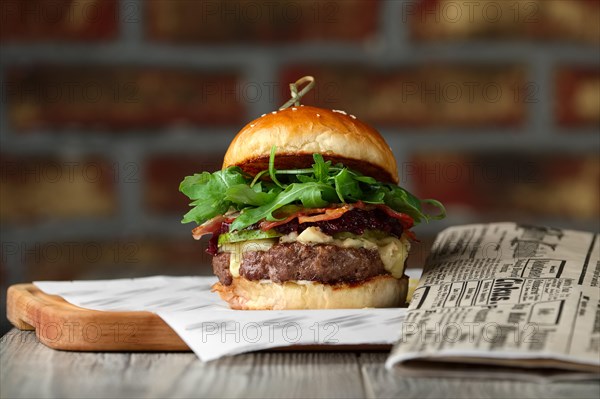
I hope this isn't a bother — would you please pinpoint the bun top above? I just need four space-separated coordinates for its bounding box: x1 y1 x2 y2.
223 106 398 184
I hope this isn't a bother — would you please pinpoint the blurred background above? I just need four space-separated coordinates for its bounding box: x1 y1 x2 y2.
1 0 598 334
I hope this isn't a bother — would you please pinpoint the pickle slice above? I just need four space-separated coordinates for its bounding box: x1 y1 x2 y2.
218 229 281 245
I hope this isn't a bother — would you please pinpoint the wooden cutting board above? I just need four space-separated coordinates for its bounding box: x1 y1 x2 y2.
6 284 392 352
7 284 189 351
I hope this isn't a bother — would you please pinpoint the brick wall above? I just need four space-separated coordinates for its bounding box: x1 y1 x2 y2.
1 0 599 333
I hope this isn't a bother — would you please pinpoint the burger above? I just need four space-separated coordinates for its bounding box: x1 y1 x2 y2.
180 87 444 310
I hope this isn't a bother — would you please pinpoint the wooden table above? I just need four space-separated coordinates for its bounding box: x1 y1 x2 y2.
1 329 599 399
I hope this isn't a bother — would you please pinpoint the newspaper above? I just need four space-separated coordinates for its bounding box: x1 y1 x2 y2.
386 222 600 374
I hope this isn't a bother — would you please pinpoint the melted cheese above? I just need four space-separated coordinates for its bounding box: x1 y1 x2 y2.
283 227 410 278
220 239 275 278
296 227 334 244
374 236 410 278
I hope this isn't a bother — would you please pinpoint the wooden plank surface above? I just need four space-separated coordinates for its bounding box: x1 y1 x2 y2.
2 329 599 399
0 329 364 399
359 353 600 399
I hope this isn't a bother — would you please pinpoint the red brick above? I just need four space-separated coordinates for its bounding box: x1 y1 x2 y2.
281 65 527 127
21 237 213 281
0 0 119 42
145 155 223 214
408 152 599 221
409 0 600 43
146 0 379 43
5 67 245 131
0 155 117 223
556 67 600 127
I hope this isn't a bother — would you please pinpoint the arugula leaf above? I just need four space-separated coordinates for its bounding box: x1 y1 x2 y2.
179 173 210 199
224 184 280 207
250 170 269 188
179 168 246 199
352 174 377 184
361 190 385 204
298 184 329 208
422 199 447 220
230 182 332 231
269 146 284 188
296 175 316 183
381 185 427 223
252 181 263 193
179 168 247 224
179 146 446 230
333 168 362 203
312 154 330 182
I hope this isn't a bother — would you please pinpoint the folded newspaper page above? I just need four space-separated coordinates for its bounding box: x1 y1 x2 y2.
386 222 600 374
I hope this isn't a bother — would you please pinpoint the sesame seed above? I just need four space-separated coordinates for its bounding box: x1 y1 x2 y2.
300 105 304 107
350 114 356 119
291 107 297 111
316 113 321 117
332 109 347 115
271 111 277 114
250 124 255 127
261 114 266 117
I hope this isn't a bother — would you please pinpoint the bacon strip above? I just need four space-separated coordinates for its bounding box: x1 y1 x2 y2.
258 207 337 231
191 215 226 240
297 205 352 223
404 229 418 241
373 204 415 229
258 201 414 231
259 215 295 231
193 202 415 239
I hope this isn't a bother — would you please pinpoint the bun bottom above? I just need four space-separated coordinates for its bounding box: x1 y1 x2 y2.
212 274 408 310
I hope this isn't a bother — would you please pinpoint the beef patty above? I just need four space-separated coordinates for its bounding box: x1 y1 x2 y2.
212 242 388 286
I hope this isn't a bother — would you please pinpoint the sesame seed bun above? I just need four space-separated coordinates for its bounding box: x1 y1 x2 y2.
211 274 408 310
223 106 399 184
